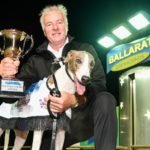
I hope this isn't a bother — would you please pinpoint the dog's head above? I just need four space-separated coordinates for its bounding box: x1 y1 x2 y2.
64 50 95 94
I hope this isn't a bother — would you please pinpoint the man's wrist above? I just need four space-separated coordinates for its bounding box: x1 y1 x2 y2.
72 95 79 108
72 93 87 108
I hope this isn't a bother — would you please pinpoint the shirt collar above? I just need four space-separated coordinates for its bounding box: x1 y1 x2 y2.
47 37 69 58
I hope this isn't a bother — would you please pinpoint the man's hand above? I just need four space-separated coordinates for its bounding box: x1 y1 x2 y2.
0 57 20 78
44 91 77 113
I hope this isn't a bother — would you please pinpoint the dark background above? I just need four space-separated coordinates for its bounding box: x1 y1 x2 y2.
0 0 150 105
1 0 150 148
0 0 150 100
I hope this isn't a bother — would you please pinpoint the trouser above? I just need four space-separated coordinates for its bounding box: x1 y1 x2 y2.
40 91 117 150
93 92 117 150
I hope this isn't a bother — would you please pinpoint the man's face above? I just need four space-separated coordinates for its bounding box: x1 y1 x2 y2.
43 10 67 45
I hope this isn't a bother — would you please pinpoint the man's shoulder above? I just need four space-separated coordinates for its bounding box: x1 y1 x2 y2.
71 40 92 47
69 40 94 53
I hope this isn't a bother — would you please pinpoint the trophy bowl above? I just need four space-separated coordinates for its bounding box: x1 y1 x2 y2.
0 29 34 100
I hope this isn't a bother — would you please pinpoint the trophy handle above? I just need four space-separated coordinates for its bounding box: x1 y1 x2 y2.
21 34 34 58
0 31 2 36
0 31 4 55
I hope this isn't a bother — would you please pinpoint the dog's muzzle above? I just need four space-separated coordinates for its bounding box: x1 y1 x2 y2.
81 75 91 85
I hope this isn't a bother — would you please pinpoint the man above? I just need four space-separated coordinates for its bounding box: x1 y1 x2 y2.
0 4 117 150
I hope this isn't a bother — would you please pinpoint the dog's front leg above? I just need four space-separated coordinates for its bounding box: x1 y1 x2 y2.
12 130 29 150
0 128 4 136
55 128 65 150
31 130 43 150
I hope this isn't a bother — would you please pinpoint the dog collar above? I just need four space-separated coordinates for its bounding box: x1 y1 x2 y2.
65 63 74 82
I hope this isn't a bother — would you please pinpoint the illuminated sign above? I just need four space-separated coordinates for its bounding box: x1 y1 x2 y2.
107 36 150 73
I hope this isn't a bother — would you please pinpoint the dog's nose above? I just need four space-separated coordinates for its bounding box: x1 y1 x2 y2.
81 76 90 85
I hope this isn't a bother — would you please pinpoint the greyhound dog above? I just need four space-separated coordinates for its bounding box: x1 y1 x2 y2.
0 50 95 150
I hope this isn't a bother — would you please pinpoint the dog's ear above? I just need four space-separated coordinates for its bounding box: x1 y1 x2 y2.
64 50 76 63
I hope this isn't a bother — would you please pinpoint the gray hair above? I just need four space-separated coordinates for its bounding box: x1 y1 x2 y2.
39 4 68 32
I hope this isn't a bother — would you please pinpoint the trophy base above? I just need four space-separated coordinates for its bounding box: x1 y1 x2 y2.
0 78 25 101
0 91 25 99
0 91 25 103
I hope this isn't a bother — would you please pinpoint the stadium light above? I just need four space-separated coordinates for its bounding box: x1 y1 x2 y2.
97 36 116 48
128 12 150 30
112 25 132 40
97 11 150 49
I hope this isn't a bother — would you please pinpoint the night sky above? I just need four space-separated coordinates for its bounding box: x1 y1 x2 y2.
1 0 150 100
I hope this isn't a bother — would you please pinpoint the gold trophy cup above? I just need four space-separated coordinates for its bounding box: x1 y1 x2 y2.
0 29 34 99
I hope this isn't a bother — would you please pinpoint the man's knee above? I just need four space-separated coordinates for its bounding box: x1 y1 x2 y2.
94 91 116 113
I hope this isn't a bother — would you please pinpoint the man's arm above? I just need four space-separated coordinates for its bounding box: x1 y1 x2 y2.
84 44 107 101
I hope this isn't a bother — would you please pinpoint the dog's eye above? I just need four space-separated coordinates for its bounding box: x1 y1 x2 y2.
90 61 95 68
76 58 82 64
